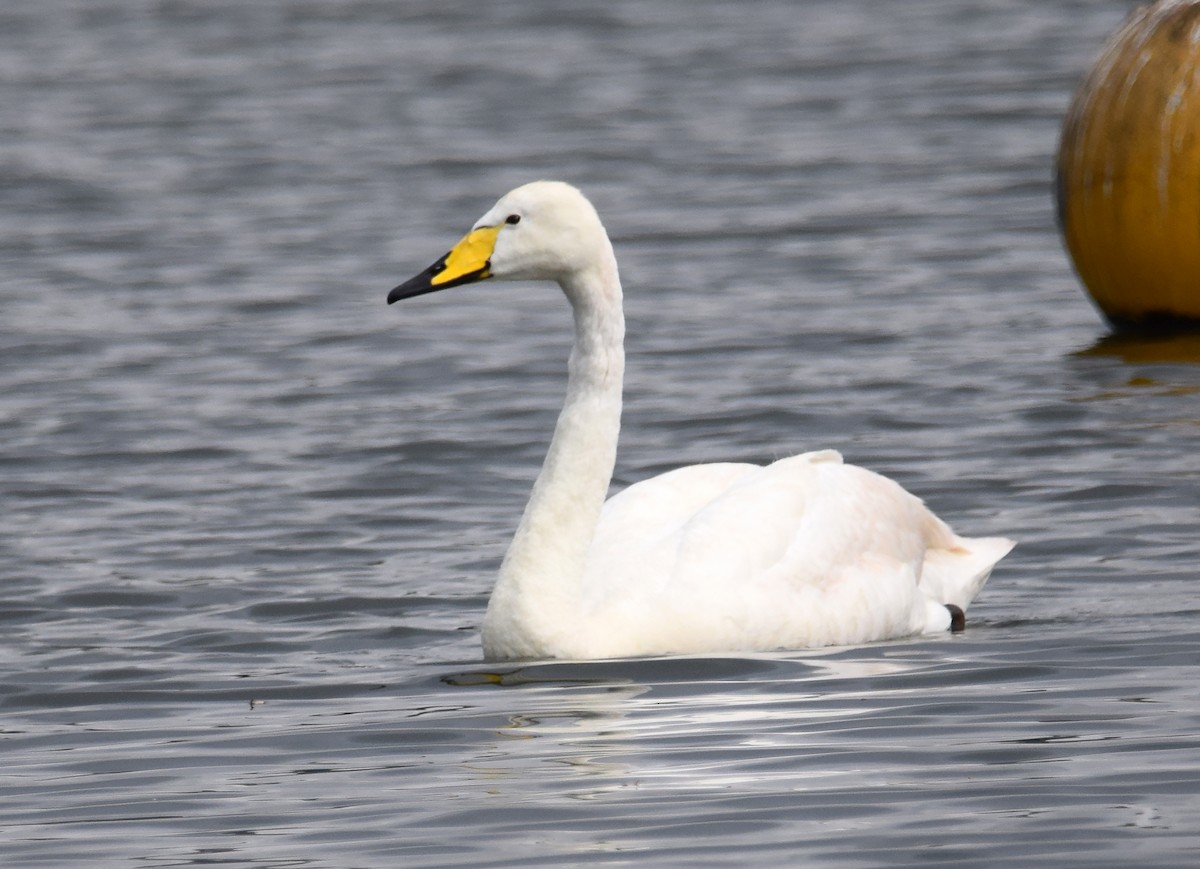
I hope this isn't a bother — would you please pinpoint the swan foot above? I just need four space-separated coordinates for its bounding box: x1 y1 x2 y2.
945 604 966 633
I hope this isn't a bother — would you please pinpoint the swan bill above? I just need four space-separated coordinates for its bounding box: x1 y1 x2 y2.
388 225 500 303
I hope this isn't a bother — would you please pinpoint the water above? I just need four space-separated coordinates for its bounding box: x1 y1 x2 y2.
4 0 1200 865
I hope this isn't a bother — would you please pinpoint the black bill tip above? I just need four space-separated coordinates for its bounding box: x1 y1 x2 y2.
387 256 447 304
386 253 492 304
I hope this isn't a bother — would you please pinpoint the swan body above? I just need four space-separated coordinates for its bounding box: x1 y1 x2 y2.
388 181 1014 661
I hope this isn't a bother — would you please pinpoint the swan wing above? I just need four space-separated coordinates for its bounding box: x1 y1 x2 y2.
594 461 761 548
579 450 1011 656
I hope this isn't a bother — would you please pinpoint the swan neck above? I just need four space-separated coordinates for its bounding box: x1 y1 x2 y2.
484 261 624 659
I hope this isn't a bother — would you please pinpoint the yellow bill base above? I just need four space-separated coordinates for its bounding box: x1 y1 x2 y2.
432 225 501 287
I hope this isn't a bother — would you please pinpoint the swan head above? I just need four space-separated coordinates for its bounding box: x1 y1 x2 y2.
387 180 614 304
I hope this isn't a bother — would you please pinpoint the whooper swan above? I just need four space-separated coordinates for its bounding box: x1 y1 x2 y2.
388 181 1014 661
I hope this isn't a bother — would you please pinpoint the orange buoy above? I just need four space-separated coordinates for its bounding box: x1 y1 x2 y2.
1057 0 1200 331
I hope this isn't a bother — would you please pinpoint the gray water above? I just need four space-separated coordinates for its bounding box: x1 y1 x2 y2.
5 0 1200 865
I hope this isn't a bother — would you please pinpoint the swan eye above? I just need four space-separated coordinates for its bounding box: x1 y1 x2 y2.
505 214 521 225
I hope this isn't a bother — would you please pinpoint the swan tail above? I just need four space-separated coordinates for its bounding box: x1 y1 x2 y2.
920 535 1015 612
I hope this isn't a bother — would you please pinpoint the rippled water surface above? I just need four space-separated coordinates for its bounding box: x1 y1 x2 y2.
5 1 1200 866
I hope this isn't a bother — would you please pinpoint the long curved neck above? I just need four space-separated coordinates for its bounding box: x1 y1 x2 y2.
483 256 624 659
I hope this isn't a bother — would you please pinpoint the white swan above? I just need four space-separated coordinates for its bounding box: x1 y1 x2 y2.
388 181 1014 661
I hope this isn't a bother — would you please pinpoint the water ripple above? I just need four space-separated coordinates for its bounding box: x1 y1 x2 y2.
4 0 1200 866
